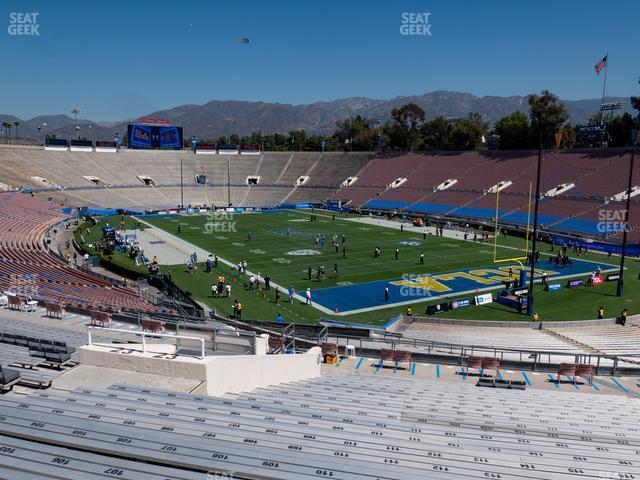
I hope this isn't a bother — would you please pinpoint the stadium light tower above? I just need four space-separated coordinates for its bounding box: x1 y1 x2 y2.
526 116 543 317
225 117 232 144
224 117 233 207
71 108 81 121
616 129 637 297
180 156 184 209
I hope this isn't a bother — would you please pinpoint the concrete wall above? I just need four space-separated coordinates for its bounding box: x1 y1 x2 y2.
79 344 207 381
205 347 322 396
408 314 640 329
408 315 537 328
78 344 322 397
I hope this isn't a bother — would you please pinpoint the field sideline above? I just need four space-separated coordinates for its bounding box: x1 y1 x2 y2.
131 209 638 326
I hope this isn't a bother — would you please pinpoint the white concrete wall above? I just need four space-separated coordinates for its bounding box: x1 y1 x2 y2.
79 345 207 381
205 347 322 396
79 344 323 397
255 334 269 355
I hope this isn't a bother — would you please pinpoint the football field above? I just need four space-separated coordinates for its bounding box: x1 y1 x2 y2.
137 209 630 325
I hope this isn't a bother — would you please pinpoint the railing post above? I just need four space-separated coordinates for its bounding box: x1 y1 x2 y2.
596 355 601 375
141 333 146 354
612 357 618 377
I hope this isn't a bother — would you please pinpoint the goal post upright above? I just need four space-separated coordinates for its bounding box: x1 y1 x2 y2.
492 181 532 271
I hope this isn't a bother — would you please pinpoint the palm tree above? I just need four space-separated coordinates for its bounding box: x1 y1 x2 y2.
631 97 640 122
13 121 20 142
2 122 11 144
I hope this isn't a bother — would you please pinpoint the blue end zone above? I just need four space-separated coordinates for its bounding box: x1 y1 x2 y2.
312 257 618 314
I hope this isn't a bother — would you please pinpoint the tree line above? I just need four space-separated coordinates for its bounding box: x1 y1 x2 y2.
205 91 640 151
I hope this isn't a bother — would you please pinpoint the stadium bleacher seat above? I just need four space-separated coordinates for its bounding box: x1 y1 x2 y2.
0 193 156 313
0 374 636 479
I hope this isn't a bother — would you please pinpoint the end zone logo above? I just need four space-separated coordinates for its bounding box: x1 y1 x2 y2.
8 12 40 36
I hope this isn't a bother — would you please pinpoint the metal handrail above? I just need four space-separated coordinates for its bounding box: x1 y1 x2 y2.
211 327 257 355
327 332 640 375
87 326 205 359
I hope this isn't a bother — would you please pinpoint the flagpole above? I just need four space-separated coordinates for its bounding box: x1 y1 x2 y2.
600 53 608 124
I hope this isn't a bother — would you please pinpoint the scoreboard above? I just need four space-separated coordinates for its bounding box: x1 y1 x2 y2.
127 124 183 149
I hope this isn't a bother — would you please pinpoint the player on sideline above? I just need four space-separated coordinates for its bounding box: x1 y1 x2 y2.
419 252 425 264
384 286 390 302
305 288 312 305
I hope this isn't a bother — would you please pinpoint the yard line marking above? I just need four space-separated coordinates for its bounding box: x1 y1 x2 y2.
521 371 532 386
461 367 467 380
436 364 440 378
569 377 580 389
591 382 600 392
547 373 560 389
375 358 382 373
411 363 416 376
355 357 364 370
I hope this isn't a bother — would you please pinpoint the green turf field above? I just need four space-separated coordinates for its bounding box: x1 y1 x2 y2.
136 210 640 326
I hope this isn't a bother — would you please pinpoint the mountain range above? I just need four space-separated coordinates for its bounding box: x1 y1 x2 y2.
1 91 634 141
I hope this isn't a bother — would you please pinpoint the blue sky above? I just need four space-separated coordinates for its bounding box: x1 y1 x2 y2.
2 0 638 121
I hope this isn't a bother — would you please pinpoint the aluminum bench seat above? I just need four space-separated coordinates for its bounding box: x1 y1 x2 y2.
0 435 210 480
0 402 465 480
25 389 636 476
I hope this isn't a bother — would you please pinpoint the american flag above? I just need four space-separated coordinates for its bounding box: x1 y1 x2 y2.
594 55 607 75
